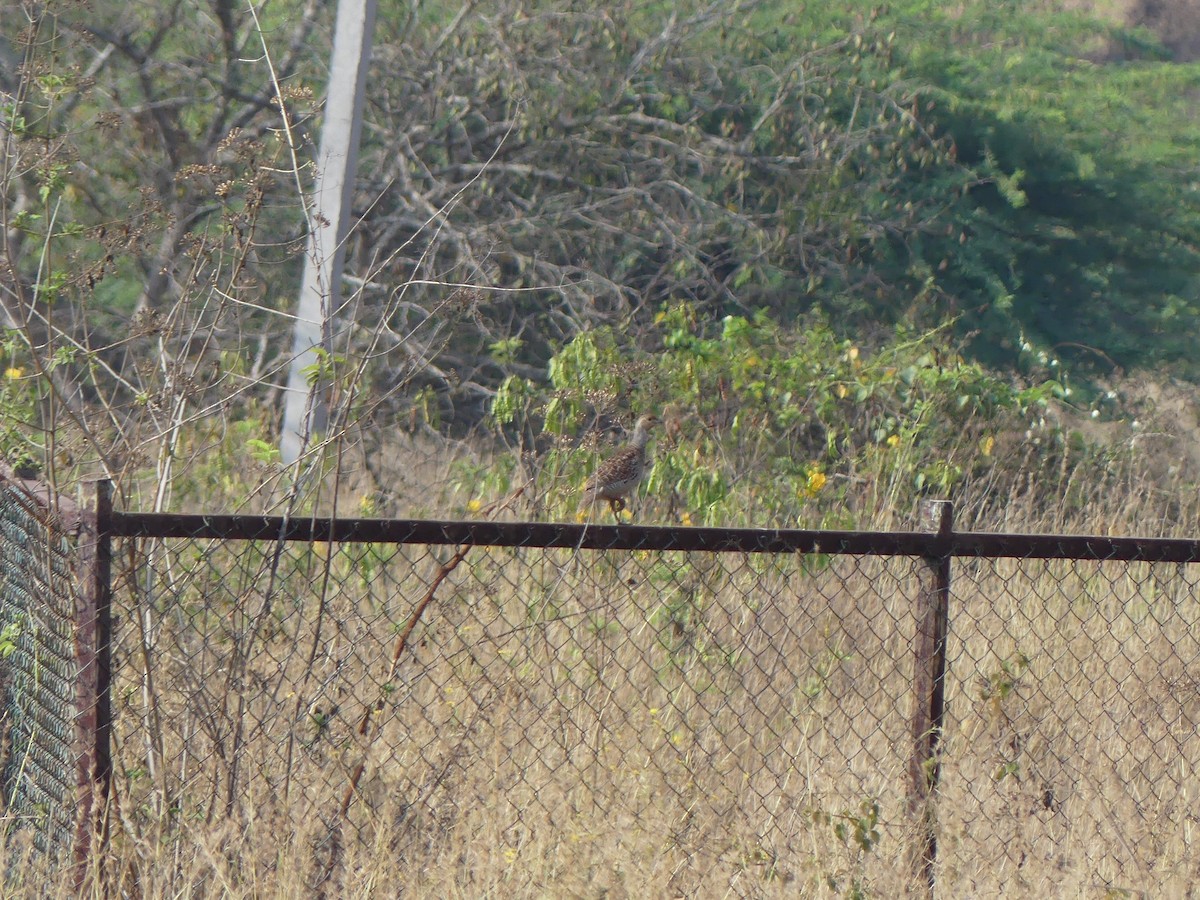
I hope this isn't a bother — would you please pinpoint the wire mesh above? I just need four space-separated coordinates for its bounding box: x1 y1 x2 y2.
939 555 1200 895
96 516 1200 895
0 476 87 865
111 536 927 895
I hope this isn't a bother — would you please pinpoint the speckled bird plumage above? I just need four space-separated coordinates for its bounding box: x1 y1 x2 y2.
582 415 657 515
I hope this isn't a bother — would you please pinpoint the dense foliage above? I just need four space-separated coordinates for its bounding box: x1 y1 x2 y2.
875 0 1200 373
1 0 1197 512
481 311 1081 527
352 0 963 419
347 0 1200 402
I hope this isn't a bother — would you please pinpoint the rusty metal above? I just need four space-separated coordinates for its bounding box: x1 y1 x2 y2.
109 510 1200 561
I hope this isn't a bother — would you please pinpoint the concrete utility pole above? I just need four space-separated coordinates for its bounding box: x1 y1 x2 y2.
280 0 377 464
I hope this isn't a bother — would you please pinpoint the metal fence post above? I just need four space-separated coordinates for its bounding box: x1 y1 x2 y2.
74 478 113 883
909 499 953 896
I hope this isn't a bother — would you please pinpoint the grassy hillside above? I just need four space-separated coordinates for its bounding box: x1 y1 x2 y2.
766 0 1200 377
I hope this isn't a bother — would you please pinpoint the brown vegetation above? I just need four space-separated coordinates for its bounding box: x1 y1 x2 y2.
2 455 1198 896
1056 0 1200 58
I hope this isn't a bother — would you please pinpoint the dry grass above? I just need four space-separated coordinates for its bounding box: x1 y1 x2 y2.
10 390 1200 897
4 482 1198 897
89 545 928 897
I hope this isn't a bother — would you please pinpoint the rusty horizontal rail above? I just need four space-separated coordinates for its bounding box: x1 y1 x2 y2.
109 511 1200 562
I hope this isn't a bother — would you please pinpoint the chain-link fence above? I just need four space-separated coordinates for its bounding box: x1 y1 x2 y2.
0 469 108 877
98 510 1200 897
943 552 1200 894
110 532 925 895
4 472 1200 895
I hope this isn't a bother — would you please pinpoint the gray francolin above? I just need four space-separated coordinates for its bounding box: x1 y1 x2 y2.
581 414 658 518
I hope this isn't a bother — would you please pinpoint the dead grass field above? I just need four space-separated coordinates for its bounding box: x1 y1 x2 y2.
9 378 1200 898
4 491 1197 898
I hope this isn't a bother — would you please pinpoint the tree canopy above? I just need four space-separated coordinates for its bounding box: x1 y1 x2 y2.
1 0 1198 512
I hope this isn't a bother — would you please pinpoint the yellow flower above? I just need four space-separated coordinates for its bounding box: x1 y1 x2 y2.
886 434 900 448
466 498 482 513
679 511 693 527
802 465 827 497
4 367 22 379
834 383 848 399
979 435 995 457
358 494 377 515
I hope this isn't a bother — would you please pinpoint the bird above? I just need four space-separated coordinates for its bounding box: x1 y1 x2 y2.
581 414 658 519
